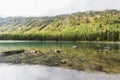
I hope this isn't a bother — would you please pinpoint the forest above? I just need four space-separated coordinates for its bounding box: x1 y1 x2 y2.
0 10 120 41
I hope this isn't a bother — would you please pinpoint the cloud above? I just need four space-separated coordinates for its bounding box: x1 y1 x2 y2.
83 0 120 11
0 0 120 17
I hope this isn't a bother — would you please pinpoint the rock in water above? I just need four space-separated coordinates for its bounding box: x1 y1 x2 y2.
104 47 111 51
30 50 37 53
60 59 67 64
90 64 103 71
73 46 78 49
54 50 62 53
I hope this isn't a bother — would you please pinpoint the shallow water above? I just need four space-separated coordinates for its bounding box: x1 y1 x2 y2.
0 40 119 52
0 41 120 80
0 64 120 80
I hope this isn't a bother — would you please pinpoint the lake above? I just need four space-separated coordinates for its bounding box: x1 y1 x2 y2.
0 41 120 80
0 40 119 52
0 63 120 80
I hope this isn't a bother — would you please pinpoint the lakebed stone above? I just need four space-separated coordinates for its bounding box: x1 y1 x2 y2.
54 50 62 53
60 59 67 64
90 64 103 71
73 46 78 49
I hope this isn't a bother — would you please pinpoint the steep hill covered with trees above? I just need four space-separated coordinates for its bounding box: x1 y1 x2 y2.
0 10 120 41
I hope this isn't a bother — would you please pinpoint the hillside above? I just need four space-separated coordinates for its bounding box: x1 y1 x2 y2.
0 10 120 41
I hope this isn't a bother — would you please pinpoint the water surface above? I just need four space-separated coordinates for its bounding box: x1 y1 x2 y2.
0 41 120 78
0 64 120 80
0 40 119 52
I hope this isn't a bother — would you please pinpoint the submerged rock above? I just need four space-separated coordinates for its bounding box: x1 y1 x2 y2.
54 62 59 66
90 64 103 71
60 59 67 64
104 47 111 49
54 50 62 53
73 46 78 49
80 59 87 62
30 50 37 53
104 47 111 51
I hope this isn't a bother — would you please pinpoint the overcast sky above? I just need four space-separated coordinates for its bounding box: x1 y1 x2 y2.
0 0 120 17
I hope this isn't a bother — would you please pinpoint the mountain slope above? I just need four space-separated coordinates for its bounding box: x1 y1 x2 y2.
0 10 120 41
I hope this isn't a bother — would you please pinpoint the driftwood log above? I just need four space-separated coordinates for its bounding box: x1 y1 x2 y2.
1 50 25 56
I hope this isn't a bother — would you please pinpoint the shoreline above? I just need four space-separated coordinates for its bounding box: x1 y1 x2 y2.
0 40 119 44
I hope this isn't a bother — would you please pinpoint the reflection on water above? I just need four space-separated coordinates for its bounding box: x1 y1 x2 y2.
0 64 119 80
0 41 119 52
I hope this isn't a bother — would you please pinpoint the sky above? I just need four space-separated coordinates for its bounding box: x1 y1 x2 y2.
0 0 120 17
